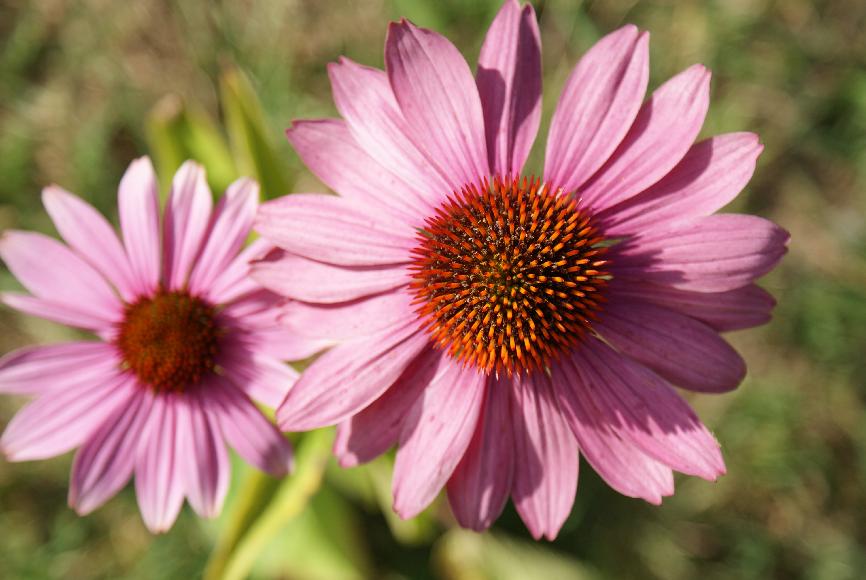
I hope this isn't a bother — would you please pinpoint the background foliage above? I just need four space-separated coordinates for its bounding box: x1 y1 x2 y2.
2 0 866 578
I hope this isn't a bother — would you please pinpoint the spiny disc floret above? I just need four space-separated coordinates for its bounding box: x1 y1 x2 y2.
409 175 609 375
116 290 221 393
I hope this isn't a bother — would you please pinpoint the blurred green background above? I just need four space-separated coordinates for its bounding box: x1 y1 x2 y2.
2 0 866 578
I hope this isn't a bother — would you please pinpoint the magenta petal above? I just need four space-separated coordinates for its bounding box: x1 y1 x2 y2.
135 394 184 533
207 238 272 305
544 25 648 193
42 186 138 301
219 348 298 409
596 301 746 393
277 320 429 431
392 362 486 519
0 342 118 394
256 194 415 266
600 133 764 235
163 161 213 290
69 389 151 515
447 375 514 532
580 64 711 212
386 20 489 188
612 214 790 292
477 0 541 175
118 157 161 296
334 346 441 467
176 394 229 518
510 373 579 541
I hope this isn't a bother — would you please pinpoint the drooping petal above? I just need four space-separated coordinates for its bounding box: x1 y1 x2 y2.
600 133 763 235
118 157 161 296
135 394 184 533
544 25 648 193
0 342 121 394
69 389 151 515
510 373 579 540
476 0 542 175
163 161 213 290
392 361 486 519
176 393 230 518
41 185 138 301
596 301 745 393
386 20 489 188
256 194 415 266
579 64 711 212
447 375 514 532
276 320 429 431
612 214 790 293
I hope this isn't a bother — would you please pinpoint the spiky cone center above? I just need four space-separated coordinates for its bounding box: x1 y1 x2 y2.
116 290 221 393
409 175 610 376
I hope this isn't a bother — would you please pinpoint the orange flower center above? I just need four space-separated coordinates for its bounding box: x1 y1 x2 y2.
116 290 221 392
409 175 609 376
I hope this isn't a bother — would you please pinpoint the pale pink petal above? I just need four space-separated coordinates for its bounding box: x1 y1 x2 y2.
509 373 578 540
333 346 441 467
612 214 790 292
386 20 489 188
176 393 229 518
205 377 293 476
135 394 184 533
207 238 272 305
41 185 138 301
0 342 120 394
163 161 214 290
600 133 764 235
543 25 648 192
552 360 675 503
1 372 135 461
188 178 258 295
219 348 298 409
277 320 429 431
118 157 161 296
69 389 151 515
256 194 415 266
2 293 117 332
477 0 541 175
392 362 486 519
0 231 122 326
251 250 409 304
447 375 514 532
571 337 725 479
595 301 745 393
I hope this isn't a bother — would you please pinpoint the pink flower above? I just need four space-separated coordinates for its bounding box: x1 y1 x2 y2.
254 1 789 539
0 158 322 533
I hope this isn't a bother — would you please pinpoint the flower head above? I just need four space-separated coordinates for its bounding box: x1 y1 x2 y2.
0 159 322 532
254 0 789 539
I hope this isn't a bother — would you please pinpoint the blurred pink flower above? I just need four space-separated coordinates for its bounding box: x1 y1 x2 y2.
254 0 789 539
0 158 323 533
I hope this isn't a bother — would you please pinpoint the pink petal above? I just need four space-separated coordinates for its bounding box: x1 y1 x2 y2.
206 378 293 476
176 393 229 518
41 185 138 301
595 301 746 393
543 25 648 193
552 360 675 503
0 231 122 327
392 362 486 519
476 0 542 175
219 348 299 409
446 375 514 532
251 250 409 304
600 133 764 235
612 214 790 293
1 372 135 461
510 373 579 541
2 293 118 332
572 337 725 479
163 161 214 290
333 346 441 467
579 64 711 212
135 394 185 533
0 342 120 394
207 238 272 305
188 178 258 296
386 20 489 188
277 320 429 431
69 389 151 515
256 194 415 266
118 157 161 296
